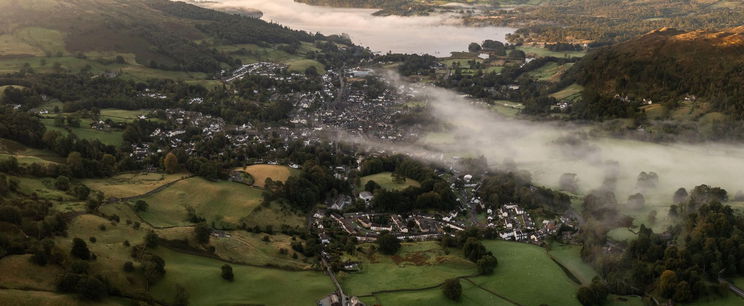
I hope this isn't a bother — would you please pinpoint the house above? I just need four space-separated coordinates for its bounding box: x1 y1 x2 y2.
359 191 374 203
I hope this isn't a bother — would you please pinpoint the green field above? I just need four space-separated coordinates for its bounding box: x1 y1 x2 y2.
369 279 514 306
548 243 598 285
98 108 151 122
0 138 64 165
340 241 476 296
83 172 188 198
41 118 124 146
491 100 524 117
360 172 421 191
150 248 333 306
471 241 580 305
517 46 586 58
217 43 326 73
550 83 584 100
238 201 307 229
137 177 263 228
527 62 574 82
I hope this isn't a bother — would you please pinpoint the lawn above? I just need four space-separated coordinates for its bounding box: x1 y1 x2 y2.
82 172 188 198
471 240 581 306
339 241 477 296
150 248 333 306
360 172 421 191
137 177 264 228
240 164 297 188
549 243 598 285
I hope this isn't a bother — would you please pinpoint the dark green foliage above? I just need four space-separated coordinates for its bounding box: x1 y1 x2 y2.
377 232 401 255
221 264 234 281
145 231 159 248
123 261 135 272
71 238 90 260
576 280 608 306
477 254 498 275
442 278 462 301
194 222 211 244
173 284 190 306
134 200 149 212
76 276 107 300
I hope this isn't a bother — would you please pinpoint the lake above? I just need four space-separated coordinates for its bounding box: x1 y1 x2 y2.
215 0 515 55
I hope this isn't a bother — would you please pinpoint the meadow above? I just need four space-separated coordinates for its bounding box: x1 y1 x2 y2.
136 177 264 228
527 62 574 82
0 138 64 165
83 172 188 198
339 241 477 296
548 243 598 285
41 118 124 147
360 172 421 191
150 248 333 306
240 164 298 188
550 83 584 101
517 46 586 58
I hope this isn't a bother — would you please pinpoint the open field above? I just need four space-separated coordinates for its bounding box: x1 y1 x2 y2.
527 62 574 82
360 172 421 191
491 100 524 118
240 164 297 188
137 177 263 228
368 279 514 306
98 108 151 122
0 255 62 291
157 228 312 270
472 240 580 305
340 241 477 296
238 201 307 229
13 176 77 202
517 46 586 58
548 243 598 285
550 83 584 100
0 138 64 165
41 118 124 147
83 172 188 198
150 247 333 306
0 289 130 306
218 43 326 73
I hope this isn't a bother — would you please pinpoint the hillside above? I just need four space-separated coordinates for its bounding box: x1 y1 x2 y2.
570 26 744 120
0 0 314 73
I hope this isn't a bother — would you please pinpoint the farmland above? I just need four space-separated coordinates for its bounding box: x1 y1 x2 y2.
548 243 598 285
136 177 264 228
240 164 298 188
150 248 333 306
82 172 188 199
40 118 124 147
360 172 421 191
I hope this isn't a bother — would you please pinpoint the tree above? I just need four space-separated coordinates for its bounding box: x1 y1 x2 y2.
173 284 190 306
123 261 135 272
659 270 678 298
442 278 462 301
468 42 482 53
55 175 71 191
142 253 166 287
77 276 107 300
673 281 692 303
134 200 149 212
145 231 159 248
194 222 211 244
66 151 83 175
364 180 381 192
477 254 498 275
221 264 234 281
74 184 90 200
508 49 526 60
463 237 488 262
576 280 608 306
377 231 401 255
71 238 91 260
164 152 179 174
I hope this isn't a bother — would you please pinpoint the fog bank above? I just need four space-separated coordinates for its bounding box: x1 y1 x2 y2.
215 0 515 55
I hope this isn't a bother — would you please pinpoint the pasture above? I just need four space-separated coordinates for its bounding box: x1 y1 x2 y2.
548 243 598 285
517 46 586 58
238 201 307 229
360 172 421 191
0 138 64 165
0 255 62 291
150 248 333 306
339 241 477 296
471 240 580 306
41 118 124 147
241 164 297 188
0 289 130 306
137 177 263 228
550 83 584 100
527 62 574 82
83 172 187 198
368 279 514 306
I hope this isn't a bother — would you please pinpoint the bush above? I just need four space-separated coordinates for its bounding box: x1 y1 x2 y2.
442 278 462 301
71 238 90 260
221 264 234 281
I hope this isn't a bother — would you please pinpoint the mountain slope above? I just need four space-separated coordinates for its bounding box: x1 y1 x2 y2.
0 0 314 73
570 26 744 119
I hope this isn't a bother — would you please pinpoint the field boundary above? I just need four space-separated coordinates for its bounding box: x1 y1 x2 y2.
114 174 195 202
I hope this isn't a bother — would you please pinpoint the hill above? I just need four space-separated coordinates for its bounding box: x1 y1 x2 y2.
569 26 744 120
0 0 314 73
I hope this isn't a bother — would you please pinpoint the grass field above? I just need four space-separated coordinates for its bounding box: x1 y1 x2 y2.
150 247 333 306
471 240 580 305
517 46 586 58
241 164 297 188
41 118 124 146
360 172 421 191
369 279 514 306
491 100 524 118
218 43 326 73
548 243 598 285
0 255 62 291
0 289 130 306
13 176 77 202
550 83 584 100
0 138 64 165
339 241 477 296
238 201 307 229
83 172 188 198
137 177 263 228
158 228 312 270
527 62 574 82
98 108 151 122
